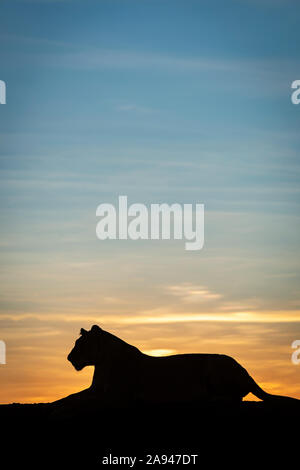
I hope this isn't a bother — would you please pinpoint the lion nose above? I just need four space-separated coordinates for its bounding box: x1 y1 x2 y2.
67 353 72 362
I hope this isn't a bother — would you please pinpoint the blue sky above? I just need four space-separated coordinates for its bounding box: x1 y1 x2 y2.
1 0 299 305
0 0 300 402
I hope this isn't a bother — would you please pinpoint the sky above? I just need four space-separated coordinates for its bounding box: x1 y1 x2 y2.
0 0 300 403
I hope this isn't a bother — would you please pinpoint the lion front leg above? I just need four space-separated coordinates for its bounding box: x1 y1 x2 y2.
51 387 93 405
49 387 103 420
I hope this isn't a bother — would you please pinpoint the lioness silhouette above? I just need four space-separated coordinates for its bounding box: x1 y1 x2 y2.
65 325 296 405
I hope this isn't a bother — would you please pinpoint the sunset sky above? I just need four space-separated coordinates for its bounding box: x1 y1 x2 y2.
0 0 300 403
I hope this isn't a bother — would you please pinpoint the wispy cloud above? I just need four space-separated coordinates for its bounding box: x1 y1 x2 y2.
3 32 299 80
34 49 300 87
115 103 155 114
167 283 222 303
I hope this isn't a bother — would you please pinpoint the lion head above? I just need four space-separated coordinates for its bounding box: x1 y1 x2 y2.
67 325 102 371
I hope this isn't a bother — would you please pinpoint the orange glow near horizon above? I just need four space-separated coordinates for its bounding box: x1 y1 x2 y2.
1 311 299 404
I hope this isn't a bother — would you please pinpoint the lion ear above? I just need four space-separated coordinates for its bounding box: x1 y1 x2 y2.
91 325 102 334
80 328 88 336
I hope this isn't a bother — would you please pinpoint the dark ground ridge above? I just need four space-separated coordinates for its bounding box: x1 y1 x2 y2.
0 399 299 467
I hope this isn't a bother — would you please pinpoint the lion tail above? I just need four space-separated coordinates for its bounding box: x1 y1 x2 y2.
249 376 299 403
